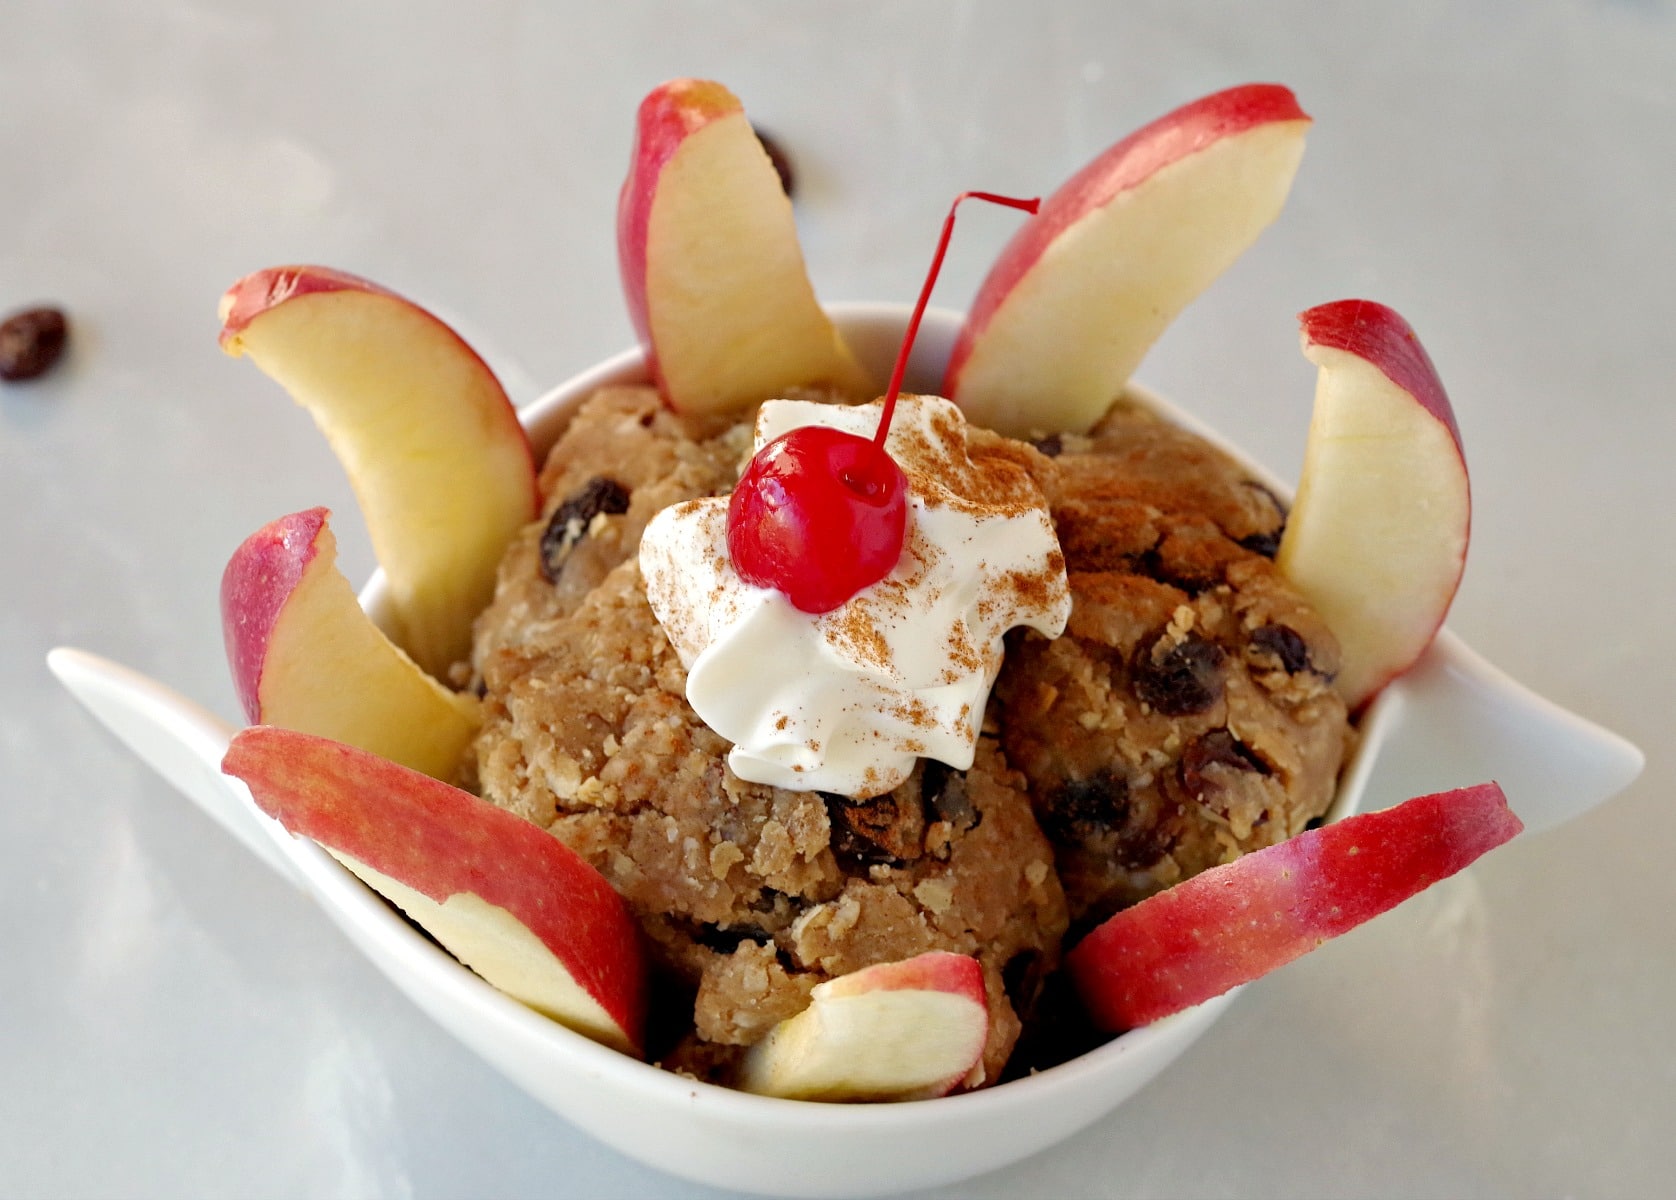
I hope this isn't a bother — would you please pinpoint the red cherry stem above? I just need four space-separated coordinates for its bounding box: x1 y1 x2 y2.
869 191 1042 458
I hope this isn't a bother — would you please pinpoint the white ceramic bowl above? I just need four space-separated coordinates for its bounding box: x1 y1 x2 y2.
51 303 1645 1198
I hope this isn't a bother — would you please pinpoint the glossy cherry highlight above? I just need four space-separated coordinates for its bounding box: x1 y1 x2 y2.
726 190 1041 614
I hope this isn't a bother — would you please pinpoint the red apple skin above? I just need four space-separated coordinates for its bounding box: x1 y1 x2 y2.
615 80 869 414
1300 299 1463 454
819 950 986 1003
217 268 539 516
219 507 479 782
218 264 540 683
217 268 537 506
1067 783 1521 1031
944 83 1308 395
1282 299 1470 711
220 265 400 347
616 77 738 380
221 506 326 723
738 951 990 1101
222 726 647 1054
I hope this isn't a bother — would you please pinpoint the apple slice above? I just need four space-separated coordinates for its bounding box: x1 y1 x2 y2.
222 726 646 1055
1067 782 1521 1031
219 265 538 681
220 507 479 782
946 83 1311 438
736 951 989 1102
618 78 874 413
1276 300 1470 710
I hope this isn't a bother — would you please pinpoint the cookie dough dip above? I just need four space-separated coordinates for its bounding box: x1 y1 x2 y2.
218 78 1512 1107
468 385 1078 1084
467 355 1352 1083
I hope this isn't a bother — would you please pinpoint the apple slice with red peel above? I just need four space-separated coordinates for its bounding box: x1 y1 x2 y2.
946 83 1311 438
1276 300 1471 710
737 951 989 1102
1067 782 1521 1031
618 78 874 414
222 726 647 1055
219 265 538 681
220 507 479 782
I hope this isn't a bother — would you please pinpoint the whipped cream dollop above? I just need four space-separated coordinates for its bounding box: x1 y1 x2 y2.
639 395 1069 798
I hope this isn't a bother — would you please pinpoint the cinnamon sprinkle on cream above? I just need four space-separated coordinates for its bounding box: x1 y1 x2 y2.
638 394 1070 797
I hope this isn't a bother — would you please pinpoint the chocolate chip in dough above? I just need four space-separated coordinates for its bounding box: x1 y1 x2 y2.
1132 633 1226 715
1235 481 1288 558
1179 729 1268 799
0 307 68 382
1249 623 1314 674
1038 769 1130 843
539 476 631 582
820 790 917 867
753 127 795 196
919 760 979 833
692 925 762 955
1001 948 1047 1015
1236 527 1282 559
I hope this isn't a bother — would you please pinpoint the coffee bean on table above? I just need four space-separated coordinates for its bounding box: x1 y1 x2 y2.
0 307 69 382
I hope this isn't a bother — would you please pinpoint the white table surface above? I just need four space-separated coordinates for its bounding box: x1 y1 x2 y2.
5 3 1672 1197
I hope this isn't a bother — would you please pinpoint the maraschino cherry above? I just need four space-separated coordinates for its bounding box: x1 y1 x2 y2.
726 191 1040 614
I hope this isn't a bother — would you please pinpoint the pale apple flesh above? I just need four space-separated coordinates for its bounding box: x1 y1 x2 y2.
342 859 630 1046
1276 299 1470 710
222 726 647 1056
220 507 479 782
947 83 1310 438
1067 783 1521 1031
618 78 873 413
736 951 989 1102
219 265 538 681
